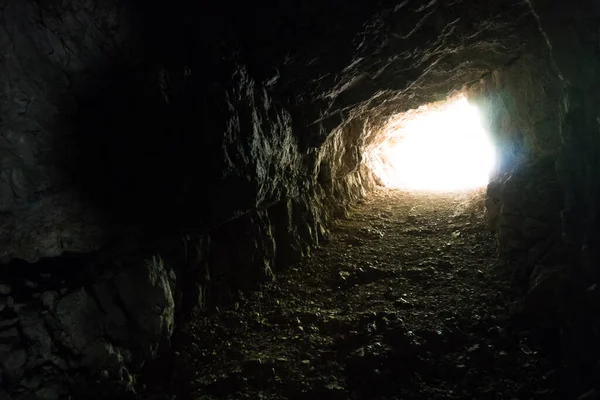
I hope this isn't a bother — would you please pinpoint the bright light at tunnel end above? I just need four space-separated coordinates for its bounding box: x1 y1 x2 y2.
369 95 496 192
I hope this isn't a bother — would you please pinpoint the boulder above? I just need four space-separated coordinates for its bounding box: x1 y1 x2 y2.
112 256 175 363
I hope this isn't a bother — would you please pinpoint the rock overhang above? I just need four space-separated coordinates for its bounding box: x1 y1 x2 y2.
244 0 539 152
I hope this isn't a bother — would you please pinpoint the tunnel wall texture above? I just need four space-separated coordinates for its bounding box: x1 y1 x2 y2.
1 0 599 398
528 0 600 394
466 39 566 279
0 1 375 397
468 2 600 396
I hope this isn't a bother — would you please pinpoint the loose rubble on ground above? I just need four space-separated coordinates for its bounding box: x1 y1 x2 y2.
139 189 557 399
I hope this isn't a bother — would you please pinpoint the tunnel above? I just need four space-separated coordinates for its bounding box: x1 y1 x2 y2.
0 0 599 399
364 94 496 191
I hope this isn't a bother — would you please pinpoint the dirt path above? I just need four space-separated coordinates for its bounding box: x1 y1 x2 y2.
141 189 556 400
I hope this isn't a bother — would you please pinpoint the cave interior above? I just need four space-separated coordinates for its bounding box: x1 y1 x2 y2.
1 0 600 399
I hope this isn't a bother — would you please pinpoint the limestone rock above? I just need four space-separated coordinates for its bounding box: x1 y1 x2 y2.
54 288 104 354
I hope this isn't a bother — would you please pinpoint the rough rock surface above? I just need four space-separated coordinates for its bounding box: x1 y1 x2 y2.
1 0 600 397
526 1 600 395
138 190 557 399
0 0 533 263
0 0 140 263
0 256 174 399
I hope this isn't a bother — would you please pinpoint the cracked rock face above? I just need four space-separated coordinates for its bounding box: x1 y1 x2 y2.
0 0 141 263
0 257 174 399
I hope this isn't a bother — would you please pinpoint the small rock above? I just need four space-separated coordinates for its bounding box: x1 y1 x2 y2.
0 284 11 295
366 321 377 333
587 284 597 292
338 271 351 281
25 281 39 289
0 327 19 343
520 343 534 355
467 344 480 352
13 303 26 312
51 356 69 371
2 348 27 377
576 389 599 400
20 375 43 390
41 291 57 310
0 343 13 353
0 318 19 329
35 385 62 400
394 298 414 309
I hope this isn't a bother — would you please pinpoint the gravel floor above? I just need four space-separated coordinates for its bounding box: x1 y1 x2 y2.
139 188 557 400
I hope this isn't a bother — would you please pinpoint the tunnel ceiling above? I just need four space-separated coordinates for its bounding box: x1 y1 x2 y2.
192 0 537 147
0 0 539 263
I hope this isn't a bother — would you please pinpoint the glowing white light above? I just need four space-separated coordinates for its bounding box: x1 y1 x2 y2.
374 96 496 191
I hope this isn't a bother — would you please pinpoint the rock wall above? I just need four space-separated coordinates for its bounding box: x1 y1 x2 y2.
469 2 600 395
0 1 375 397
0 256 175 399
0 0 139 264
526 0 600 396
466 41 566 273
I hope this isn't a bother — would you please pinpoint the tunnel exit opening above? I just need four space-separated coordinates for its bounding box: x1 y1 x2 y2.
366 95 496 192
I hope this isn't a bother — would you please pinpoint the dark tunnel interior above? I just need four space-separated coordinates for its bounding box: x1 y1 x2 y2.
1 0 600 399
